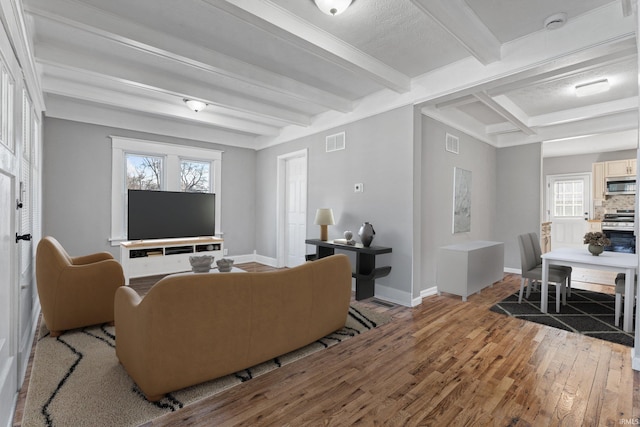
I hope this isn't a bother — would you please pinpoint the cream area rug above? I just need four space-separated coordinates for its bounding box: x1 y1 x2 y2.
22 304 390 427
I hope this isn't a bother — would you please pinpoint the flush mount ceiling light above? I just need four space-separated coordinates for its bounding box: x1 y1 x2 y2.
314 0 352 16
544 12 567 30
183 98 208 112
575 79 610 97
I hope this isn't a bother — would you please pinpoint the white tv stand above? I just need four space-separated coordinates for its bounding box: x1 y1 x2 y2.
120 237 224 285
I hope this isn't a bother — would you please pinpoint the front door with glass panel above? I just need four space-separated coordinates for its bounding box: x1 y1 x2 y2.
547 174 591 249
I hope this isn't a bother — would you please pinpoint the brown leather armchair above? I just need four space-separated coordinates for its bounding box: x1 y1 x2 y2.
36 236 125 337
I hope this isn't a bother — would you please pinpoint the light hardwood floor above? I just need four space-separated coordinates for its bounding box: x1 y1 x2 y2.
13 264 640 426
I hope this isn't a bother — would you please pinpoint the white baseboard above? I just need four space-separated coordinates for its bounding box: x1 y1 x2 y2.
19 301 40 383
373 283 413 307
253 254 278 267
228 253 259 265
419 286 438 302
227 252 278 267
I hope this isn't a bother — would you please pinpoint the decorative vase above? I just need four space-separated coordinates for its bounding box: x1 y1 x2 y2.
189 255 214 272
216 258 234 272
588 244 604 256
358 222 375 247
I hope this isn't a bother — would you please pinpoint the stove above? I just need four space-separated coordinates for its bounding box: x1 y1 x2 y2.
601 210 635 253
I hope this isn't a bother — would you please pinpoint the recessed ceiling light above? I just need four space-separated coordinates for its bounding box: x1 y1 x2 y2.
544 12 567 30
575 79 610 97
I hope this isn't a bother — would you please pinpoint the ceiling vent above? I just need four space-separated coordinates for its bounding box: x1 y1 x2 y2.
326 132 345 152
445 133 459 154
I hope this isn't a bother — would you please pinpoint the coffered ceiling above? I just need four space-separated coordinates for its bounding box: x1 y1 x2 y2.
23 0 638 155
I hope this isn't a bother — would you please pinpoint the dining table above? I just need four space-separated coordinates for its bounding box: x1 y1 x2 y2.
541 247 638 332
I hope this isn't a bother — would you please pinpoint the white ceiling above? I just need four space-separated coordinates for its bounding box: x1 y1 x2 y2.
23 0 638 156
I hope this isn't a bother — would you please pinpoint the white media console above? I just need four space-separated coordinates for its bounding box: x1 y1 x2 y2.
120 237 224 285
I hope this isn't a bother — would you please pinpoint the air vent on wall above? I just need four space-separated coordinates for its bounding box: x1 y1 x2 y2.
326 132 345 152
445 133 459 154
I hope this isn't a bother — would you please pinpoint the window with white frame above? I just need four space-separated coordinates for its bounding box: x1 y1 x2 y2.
126 154 163 190
553 179 584 217
111 136 222 243
180 159 211 192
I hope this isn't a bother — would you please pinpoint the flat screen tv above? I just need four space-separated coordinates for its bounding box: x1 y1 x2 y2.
127 190 216 240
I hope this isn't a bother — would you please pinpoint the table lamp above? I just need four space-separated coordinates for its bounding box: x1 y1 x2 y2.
314 208 335 241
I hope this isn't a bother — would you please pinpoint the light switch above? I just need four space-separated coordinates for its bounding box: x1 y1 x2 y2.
354 183 364 193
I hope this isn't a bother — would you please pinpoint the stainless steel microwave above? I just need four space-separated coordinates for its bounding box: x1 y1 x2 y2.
605 177 636 195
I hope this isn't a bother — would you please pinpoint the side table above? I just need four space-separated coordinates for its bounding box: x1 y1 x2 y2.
305 239 392 300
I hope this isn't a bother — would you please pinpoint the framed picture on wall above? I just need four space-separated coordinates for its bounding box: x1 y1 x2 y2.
453 167 471 233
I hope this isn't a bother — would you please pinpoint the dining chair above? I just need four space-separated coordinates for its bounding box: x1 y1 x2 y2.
528 232 572 297
518 233 570 312
614 273 636 327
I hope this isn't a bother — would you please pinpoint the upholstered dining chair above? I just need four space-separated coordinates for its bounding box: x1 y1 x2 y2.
614 273 636 327
527 232 572 297
518 233 570 312
35 236 125 337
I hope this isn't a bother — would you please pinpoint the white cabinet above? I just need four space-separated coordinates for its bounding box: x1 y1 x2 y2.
120 237 224 284
592 162 605 206
436 241 504 301
587 220 602 233
605 159 636 177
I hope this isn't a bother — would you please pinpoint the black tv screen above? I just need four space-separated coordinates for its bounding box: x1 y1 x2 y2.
127 190 216 240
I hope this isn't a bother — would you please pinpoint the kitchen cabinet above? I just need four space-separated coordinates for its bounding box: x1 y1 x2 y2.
587 220 602 233
592 162 605 206
605 159 636 177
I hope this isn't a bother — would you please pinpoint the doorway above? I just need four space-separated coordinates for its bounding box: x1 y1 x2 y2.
546 173 592 249
276 149 308 268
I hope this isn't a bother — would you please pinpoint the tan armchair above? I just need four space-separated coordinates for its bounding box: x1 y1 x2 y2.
36 236 125 337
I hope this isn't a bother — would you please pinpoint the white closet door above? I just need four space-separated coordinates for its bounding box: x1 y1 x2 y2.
285 156 307 267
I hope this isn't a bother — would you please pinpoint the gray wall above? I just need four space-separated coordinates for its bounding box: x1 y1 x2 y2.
543 149 637 176
255 106 414 301
42 111 550 302
495 143 543 270
42 118 256 258
420 116 498 290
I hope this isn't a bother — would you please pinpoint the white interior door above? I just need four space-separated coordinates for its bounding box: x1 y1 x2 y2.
547 173 591 249
285 156 307 267
0 171 17 424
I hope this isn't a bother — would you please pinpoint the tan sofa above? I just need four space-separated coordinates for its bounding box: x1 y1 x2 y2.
35 236 125 337
115 254 352 401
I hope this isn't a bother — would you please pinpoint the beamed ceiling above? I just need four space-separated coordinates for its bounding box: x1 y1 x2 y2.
23 0 638 155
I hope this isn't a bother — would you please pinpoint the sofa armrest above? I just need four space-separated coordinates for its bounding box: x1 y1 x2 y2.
115 286 142 313
114 286 147 389
71 251 115 265
59 259 124 293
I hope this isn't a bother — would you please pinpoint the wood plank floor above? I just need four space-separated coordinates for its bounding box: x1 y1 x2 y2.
13 264 640 426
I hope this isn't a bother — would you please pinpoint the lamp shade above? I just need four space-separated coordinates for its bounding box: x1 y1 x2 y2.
314 208 335 225
314 0 352 16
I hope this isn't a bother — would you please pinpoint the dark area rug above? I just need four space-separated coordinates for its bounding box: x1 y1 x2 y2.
490 288 634 347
